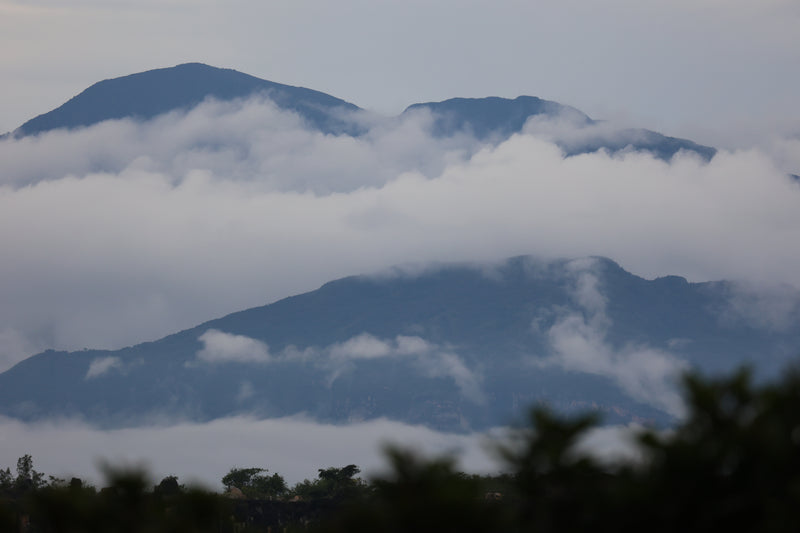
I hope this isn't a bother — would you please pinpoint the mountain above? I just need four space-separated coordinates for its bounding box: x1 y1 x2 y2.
405 96 716 161
11 63 364 137
0 256 796 431
5 63 716 161
558 127 717 161
403 95 593 139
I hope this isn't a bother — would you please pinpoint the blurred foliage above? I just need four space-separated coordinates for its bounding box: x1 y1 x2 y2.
222 467 287 499
315 448 503 533
5 366 800 531
18 466 230 533
291 465 367 501
314 366 800 533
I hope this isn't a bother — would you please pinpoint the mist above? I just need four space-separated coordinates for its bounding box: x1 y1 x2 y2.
0 415 488 488
0 414 643 490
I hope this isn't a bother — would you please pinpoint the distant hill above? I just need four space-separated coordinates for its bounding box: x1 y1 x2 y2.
0 256 796 431
6 63 716 161
11 63 364 137
405 96 716 161
403 95 593 139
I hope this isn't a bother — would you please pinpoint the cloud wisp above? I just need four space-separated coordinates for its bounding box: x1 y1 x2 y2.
327 334 484 404
192 331 485 403
534 259 688 417
85 356 123 379
195 329 272 364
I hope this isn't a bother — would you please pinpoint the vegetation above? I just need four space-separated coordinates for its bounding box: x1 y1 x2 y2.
222 467 287 499
292 465 366 501
3 366 800 531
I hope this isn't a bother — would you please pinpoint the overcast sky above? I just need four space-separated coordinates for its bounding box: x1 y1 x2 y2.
1 0 798 147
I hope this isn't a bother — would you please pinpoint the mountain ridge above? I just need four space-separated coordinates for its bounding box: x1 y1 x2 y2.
4 63 716 161
0 255 797 431
12 62 363 138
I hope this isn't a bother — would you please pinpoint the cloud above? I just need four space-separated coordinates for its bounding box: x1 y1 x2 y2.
194 330 484 403
85 356 123 379
329 334 392 360
329 334 484 404
717 281 800 333
414 351 485 404
0 413 645 490
0 97 799 375
395 335 434 355
572 423 646 466
0 97 471 193
535 260 688 417
195 329 271 364
236 381 255 402
0 415 499 489
0 328 44 373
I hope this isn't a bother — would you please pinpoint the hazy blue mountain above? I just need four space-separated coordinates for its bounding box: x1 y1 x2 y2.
6 63 716 161
403 96 593 139
0 256 796 431
558 127 717 160
405 96 716 161
12 63 364 137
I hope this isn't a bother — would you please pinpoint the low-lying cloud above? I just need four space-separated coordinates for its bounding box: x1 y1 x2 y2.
196 329 272 364
329 333 394 360
0 415 496 489
0 97 474 193
85 356 123 379
193 331 484 403
717 281 800 332
1 96 799 373
0 415 640 489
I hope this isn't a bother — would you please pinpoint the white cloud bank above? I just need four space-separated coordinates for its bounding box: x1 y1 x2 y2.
0 97 799 373
0 415 640 489
194 331 484 403
196 329 271 364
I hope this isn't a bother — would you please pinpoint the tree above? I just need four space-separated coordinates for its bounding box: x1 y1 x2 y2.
315 450 500 533
630 367 800 532
251 472 288 499
221 467 287 499
317 465 363 498
292 465 366 500
14 454 44 492
0 468 12 492
154 475 182 497
314 365 800 533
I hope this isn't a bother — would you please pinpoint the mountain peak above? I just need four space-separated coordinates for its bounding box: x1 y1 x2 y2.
403 95 592 140
12 63 362 138
8 64 717 162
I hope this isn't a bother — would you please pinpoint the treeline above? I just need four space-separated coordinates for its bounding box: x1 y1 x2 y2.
4 366 800 531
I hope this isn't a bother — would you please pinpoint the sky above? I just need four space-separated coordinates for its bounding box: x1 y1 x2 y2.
0 0 799 486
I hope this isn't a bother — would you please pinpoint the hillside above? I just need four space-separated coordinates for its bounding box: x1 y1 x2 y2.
7 63 715 161
0 256 796 431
